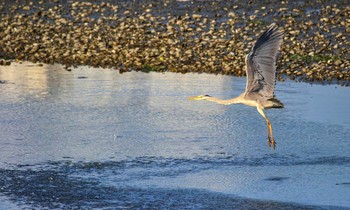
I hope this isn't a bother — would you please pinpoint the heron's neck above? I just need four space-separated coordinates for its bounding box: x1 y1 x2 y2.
206 96 242 105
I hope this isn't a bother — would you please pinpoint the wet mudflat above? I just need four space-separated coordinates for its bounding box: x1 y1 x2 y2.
0 62 350 209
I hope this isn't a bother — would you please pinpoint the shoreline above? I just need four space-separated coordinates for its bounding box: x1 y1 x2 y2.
0 0 349 85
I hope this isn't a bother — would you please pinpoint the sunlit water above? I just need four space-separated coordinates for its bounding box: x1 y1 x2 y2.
0 62 349 209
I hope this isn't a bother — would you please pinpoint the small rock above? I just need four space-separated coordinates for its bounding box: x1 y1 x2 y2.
334 60 342 66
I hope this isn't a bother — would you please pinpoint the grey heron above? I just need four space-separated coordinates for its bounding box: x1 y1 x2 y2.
189 23 284 149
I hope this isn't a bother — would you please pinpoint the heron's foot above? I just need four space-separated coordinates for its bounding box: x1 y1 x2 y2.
268 136 276 149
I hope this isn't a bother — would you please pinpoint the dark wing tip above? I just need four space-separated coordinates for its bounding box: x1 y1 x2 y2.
252 23 284 52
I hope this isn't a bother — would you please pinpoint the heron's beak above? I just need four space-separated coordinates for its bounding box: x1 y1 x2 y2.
188 96 200 100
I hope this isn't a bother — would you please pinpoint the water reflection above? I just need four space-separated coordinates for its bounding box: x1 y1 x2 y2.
0 62 239 164
1 62 349 162
0 63 48 101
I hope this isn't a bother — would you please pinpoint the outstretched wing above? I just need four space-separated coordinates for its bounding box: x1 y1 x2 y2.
244 23 284 98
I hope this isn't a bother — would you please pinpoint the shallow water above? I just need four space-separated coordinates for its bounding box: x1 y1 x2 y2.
0 62 349 209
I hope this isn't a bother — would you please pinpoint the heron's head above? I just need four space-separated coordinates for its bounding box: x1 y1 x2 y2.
188 95 212 101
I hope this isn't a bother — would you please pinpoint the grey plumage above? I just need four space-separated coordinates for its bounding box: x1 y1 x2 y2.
245 23 284 99
189 23 284 149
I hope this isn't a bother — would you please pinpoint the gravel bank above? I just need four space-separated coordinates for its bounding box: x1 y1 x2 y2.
0 0 349 85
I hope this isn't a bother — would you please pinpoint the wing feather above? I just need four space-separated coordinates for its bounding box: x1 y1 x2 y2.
244 23 284 98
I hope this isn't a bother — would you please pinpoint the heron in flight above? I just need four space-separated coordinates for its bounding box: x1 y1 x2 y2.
189 23 284 149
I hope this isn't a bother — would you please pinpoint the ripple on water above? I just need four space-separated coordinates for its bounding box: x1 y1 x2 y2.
11 154 349 178
1 63 350 208
0 166 324 210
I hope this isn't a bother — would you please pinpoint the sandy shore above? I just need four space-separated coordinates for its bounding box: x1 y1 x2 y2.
0 0 349 85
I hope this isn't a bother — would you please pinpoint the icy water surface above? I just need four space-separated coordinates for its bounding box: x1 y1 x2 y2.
0 62 350 209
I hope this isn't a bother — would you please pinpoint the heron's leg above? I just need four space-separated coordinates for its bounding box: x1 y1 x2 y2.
257 106 276 149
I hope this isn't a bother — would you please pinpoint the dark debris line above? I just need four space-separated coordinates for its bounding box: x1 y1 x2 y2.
0 0 349 85
0 167 323 209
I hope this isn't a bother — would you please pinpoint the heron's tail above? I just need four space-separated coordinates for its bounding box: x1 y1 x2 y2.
267 98 284 108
